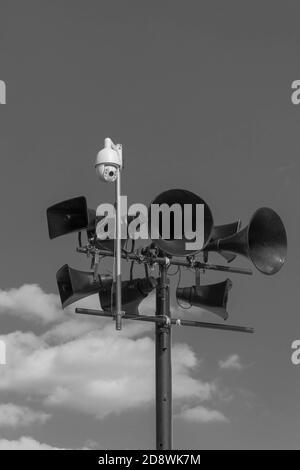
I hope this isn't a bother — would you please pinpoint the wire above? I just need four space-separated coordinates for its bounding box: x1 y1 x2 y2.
183 266 194 273
167 265 180 276
92 253 103 283
176 267 192 310
122 238 135 254
130 260 149 281
130 261 134 281
121 239 129 253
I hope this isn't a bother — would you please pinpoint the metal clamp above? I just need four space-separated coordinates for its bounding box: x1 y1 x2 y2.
163 315 171 326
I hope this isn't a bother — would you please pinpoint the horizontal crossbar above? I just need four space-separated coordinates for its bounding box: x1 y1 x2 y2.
76 247 253 275
75 308 254 334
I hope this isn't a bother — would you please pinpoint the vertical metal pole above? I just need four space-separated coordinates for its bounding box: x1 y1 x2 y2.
115 167 122 330
155 263 172 450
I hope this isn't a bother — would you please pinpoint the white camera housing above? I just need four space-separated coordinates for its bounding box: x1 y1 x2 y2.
95 138 123 183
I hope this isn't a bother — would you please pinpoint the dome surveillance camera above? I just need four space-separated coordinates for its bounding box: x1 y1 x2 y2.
95 138 123 183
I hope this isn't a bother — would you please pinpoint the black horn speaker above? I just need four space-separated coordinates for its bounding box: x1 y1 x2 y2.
99 277 157 315
47 196 95 239
176 279 232 320
206 220 241 263
56 264 112 308
206 208 287 275
148 188 214 257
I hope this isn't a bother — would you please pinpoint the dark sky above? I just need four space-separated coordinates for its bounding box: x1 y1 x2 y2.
0 0 299 449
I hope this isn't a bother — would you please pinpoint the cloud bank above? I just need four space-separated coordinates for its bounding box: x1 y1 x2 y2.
177 405 229 423
0 286 220 421
0 404 50 428
0 284 62 324
0 436 63 450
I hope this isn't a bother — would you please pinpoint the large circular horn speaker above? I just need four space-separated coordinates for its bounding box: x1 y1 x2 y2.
148 189 213 257
214 207 287 275
247 207 287 275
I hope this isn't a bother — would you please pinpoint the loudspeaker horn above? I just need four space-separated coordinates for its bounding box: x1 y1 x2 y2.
176 279 232 320
100 277 157 315
56 264 112 308
205 207 287 275
47 196 95 239
148 188 214 257
207 220 241 263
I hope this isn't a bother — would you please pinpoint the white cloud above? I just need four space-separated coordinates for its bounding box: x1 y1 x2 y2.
0 404 50 428
218 354 243 371
177 405 229 423
0 436 63 450
0 284 63 324
0 285 220 420
0 436 90 450
44 294 153 344
0 327 214 419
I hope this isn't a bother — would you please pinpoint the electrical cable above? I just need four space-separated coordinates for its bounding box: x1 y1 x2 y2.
122 238 135 254
167 265 180 276
130 260 135 281
176 266 192 310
